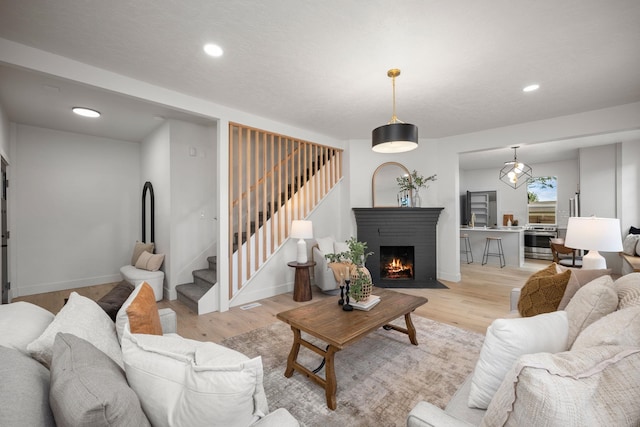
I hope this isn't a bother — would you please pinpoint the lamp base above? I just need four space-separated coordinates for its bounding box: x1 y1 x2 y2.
582 250 606 270
296 239 308 264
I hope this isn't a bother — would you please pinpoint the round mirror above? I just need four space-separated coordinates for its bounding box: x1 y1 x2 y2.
372 162 411 207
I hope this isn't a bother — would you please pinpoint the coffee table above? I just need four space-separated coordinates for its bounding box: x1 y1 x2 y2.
276 287 428 410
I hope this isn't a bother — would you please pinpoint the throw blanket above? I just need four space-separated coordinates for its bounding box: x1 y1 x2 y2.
328 262 372 283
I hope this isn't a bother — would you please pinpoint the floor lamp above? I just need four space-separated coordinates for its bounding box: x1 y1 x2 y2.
564 216 623 269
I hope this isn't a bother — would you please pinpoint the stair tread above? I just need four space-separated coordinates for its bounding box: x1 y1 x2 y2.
193 268 216 284
176 282 212 301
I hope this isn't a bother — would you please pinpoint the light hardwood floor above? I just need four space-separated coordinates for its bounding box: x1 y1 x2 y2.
13 259 550 340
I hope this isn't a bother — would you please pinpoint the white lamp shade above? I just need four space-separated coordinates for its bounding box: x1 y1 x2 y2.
565 217 622 269
291 220 313 264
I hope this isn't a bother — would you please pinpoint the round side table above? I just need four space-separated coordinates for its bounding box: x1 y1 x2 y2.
287 261 316 302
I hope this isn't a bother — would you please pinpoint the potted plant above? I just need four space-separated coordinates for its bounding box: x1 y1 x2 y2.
396 170 437 207
349 267 373 302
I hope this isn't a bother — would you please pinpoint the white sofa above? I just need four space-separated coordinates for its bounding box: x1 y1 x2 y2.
407 270 640 427
0 285 298 427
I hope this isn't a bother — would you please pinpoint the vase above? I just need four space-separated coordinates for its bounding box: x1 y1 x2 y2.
413 190 421 207
352 283 373 302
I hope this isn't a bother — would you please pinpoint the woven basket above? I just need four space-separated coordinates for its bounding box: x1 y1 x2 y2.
352 283 373 302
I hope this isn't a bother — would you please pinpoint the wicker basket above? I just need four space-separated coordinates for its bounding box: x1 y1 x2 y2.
351 282 373 302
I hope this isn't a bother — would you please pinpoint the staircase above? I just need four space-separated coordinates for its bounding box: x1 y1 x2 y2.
175 256 217 313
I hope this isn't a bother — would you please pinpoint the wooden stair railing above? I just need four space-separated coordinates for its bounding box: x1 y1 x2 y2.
229 123 342 300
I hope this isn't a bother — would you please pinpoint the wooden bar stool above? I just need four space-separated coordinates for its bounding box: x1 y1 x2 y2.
482 236 505 268
460 234 473 264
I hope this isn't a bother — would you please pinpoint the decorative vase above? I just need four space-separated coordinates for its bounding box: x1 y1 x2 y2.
413 189 421 207
352 283 373 302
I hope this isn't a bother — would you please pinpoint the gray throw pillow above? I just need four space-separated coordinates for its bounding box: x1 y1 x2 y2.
49 333 150 427
0 346 56 427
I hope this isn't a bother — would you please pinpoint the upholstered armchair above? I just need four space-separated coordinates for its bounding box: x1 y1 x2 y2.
311 236 349 294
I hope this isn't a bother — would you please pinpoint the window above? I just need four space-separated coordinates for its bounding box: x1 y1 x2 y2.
527 177 557 224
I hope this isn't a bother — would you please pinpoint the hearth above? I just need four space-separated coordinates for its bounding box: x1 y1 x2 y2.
353 207 445 288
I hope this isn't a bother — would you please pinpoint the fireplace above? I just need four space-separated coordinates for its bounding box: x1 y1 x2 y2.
353 207 445 288
380 246 414 280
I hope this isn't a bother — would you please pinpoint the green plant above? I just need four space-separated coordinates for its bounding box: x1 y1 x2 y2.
396 170 437 192
345 237 374 266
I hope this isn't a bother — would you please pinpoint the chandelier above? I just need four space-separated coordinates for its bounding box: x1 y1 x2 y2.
499 146 532 189
371 69 418 153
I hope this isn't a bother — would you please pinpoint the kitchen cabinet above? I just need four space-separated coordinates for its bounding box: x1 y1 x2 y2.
463 191 497 227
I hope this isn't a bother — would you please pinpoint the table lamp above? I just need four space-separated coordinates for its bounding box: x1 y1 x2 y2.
291 220 313 264
564 216 623 269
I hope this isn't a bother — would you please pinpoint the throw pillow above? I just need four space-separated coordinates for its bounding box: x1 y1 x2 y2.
564 275 617 347
613 273 640 309
517 267 571 317
482 346 640 427
630 225 640 235
116 282 161 342
126 282 163 336
315 236 335 255
50 333 150 427
556 265 612 310
334 241 349 254
0 301 54 354
623 234 640 256
468 311 568 409
121 329 268 427
131 241 154 265
637 238 640 256
572 306 640 349
135 250 165 271
0 346 55 427
96 281 135 321
26 292 123 369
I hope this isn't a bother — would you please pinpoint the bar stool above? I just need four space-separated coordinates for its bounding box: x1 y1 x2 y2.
482 236 505 268
460 234 473 264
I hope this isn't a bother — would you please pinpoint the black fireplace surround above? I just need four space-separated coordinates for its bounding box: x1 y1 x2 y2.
353 207 445 289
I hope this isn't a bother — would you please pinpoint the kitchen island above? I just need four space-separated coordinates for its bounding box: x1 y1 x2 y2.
460 226 525 267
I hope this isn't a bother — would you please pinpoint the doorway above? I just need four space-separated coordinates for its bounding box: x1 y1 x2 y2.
2 157 8 304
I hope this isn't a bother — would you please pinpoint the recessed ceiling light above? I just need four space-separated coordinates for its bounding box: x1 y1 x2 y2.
203 43 224 57
522 84 540 93
72 107 101 118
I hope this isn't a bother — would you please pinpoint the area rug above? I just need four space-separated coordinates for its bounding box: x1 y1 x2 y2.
221 316 484 427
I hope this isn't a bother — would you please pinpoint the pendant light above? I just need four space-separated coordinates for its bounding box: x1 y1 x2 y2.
499 146 532 189
372 69 418 153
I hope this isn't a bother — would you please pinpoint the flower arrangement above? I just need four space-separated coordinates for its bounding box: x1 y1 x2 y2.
324 237 374 266
396 170 437 192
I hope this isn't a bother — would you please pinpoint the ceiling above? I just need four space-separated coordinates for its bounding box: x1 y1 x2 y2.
1 0 639 167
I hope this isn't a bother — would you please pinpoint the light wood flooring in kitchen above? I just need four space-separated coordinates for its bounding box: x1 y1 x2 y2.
14 259 550 340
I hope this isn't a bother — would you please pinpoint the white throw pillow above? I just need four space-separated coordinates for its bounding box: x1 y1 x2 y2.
468 311 568 409
315 236 335 255
572 306 640 349
121 328 267 427
334 241 349 254
622 234 640 256
0 302 54 354
26 292 123 369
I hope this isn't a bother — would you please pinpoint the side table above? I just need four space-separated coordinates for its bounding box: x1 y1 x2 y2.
287 261 315 302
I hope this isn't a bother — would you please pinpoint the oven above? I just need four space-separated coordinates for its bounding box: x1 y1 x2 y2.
524 226 558 260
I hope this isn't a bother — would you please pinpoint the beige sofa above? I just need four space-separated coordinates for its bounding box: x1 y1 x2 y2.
407 271 640 427
0 284 298 427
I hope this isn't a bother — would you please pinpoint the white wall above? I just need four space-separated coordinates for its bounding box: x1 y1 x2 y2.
0 100 9 161
10 125 139 296
620 140 640 235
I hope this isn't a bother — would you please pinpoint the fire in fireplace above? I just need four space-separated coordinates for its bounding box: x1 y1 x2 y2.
380 246 414 280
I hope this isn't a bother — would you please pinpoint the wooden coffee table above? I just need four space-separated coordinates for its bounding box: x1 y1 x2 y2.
276 287 428 410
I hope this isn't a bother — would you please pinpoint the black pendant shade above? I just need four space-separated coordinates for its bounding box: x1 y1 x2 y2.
372 123 419 153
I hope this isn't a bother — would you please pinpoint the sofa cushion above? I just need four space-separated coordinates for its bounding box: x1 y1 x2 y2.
116 281 161 342
49 333 150 427
0 301 54 353
131 241 154 265
556 265 612 310
121 329 268 427
572 306 640 349
315 236 335 255
126 282 163 336
481 346 640 427
0 346 56 427
97 280 135 321
135 250 165 271
468 310 568 409
27 292 123 369
564 275 617 347
614 273 640 310
517 268 570 317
